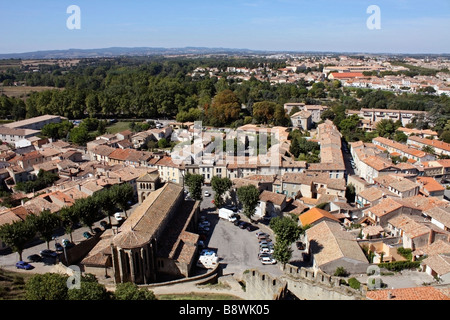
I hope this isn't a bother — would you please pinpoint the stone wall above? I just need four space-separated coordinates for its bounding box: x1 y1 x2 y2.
243 265 365 300
282 264 365 300
243 269 287 300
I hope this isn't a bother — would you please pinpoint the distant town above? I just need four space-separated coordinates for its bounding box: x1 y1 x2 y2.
0 53 450 301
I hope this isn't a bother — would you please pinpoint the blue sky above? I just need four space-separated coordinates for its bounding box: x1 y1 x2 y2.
0 0 449 54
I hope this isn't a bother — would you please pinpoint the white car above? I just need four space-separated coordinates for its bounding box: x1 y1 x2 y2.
260 247 274 254
261 257 277 265
204 191 210 197
114 212 123 221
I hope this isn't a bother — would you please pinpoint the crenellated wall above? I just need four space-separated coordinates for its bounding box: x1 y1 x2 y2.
243 264 366 300
243 269 288 300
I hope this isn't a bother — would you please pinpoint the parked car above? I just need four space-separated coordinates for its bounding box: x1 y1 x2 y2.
257 252 272 260
93 227 102 234
83 232 92 239
199 220 210 227
62 239 74 249
233 219 241 226
16 261 34 270
27 254 42 263
204 191 210 197
246 224 258 232
296 241 305 250
256 232 269 238
260 247 274 254
200 249 216 256
55 242 64 252
261 257 277 265
238 221 249 229
259 240 273 247
40 249 58 258
114 212 123 222
100 221 109 229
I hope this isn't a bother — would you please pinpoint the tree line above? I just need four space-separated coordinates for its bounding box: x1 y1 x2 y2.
0 183 134 261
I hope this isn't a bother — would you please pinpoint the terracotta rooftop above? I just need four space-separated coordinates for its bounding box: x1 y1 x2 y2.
366 286 450 300
299 207 340 226
113 183 183 249
417 176 445 193
259 190 286 206
305 220 368 267
388 214 431 238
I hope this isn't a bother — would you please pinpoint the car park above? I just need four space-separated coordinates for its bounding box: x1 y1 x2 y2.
16 261 34 270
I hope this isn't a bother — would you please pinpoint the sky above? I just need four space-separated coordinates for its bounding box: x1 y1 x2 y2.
0 0 449 54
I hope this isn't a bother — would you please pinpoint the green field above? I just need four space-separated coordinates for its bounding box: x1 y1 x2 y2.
0 86 60 99
106 121 133 134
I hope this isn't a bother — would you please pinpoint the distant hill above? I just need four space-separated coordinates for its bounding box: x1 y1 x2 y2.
0 47 275 59
1 47 448 60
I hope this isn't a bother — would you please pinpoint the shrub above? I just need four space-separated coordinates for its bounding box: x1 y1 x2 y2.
334 267 348 277
397 247 413 261
348 278 361 290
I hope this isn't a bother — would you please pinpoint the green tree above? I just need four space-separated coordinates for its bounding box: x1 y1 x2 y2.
185 173 204 201
110 183 134 218
252 101 276 124
34 209 61 249
0 218 36 261
70 125 90 145
211 176 232 208
25 273 69 300
237 184 260 220
158 138 169 149
93 188 116 224
114 282 157 300
72 197 100 233
60 206 79 243
67 274 110 300
269 216 301 245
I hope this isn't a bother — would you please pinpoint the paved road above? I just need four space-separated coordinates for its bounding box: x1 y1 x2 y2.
0 202 141 274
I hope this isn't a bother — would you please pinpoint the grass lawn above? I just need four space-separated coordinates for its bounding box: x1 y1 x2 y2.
0 268 33 300
106 121 133 134
156 292 242 300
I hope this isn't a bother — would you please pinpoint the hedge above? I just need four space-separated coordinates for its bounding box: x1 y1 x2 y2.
378 260 420 271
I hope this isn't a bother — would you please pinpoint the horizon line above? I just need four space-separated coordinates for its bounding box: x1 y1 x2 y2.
1 46 449 58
